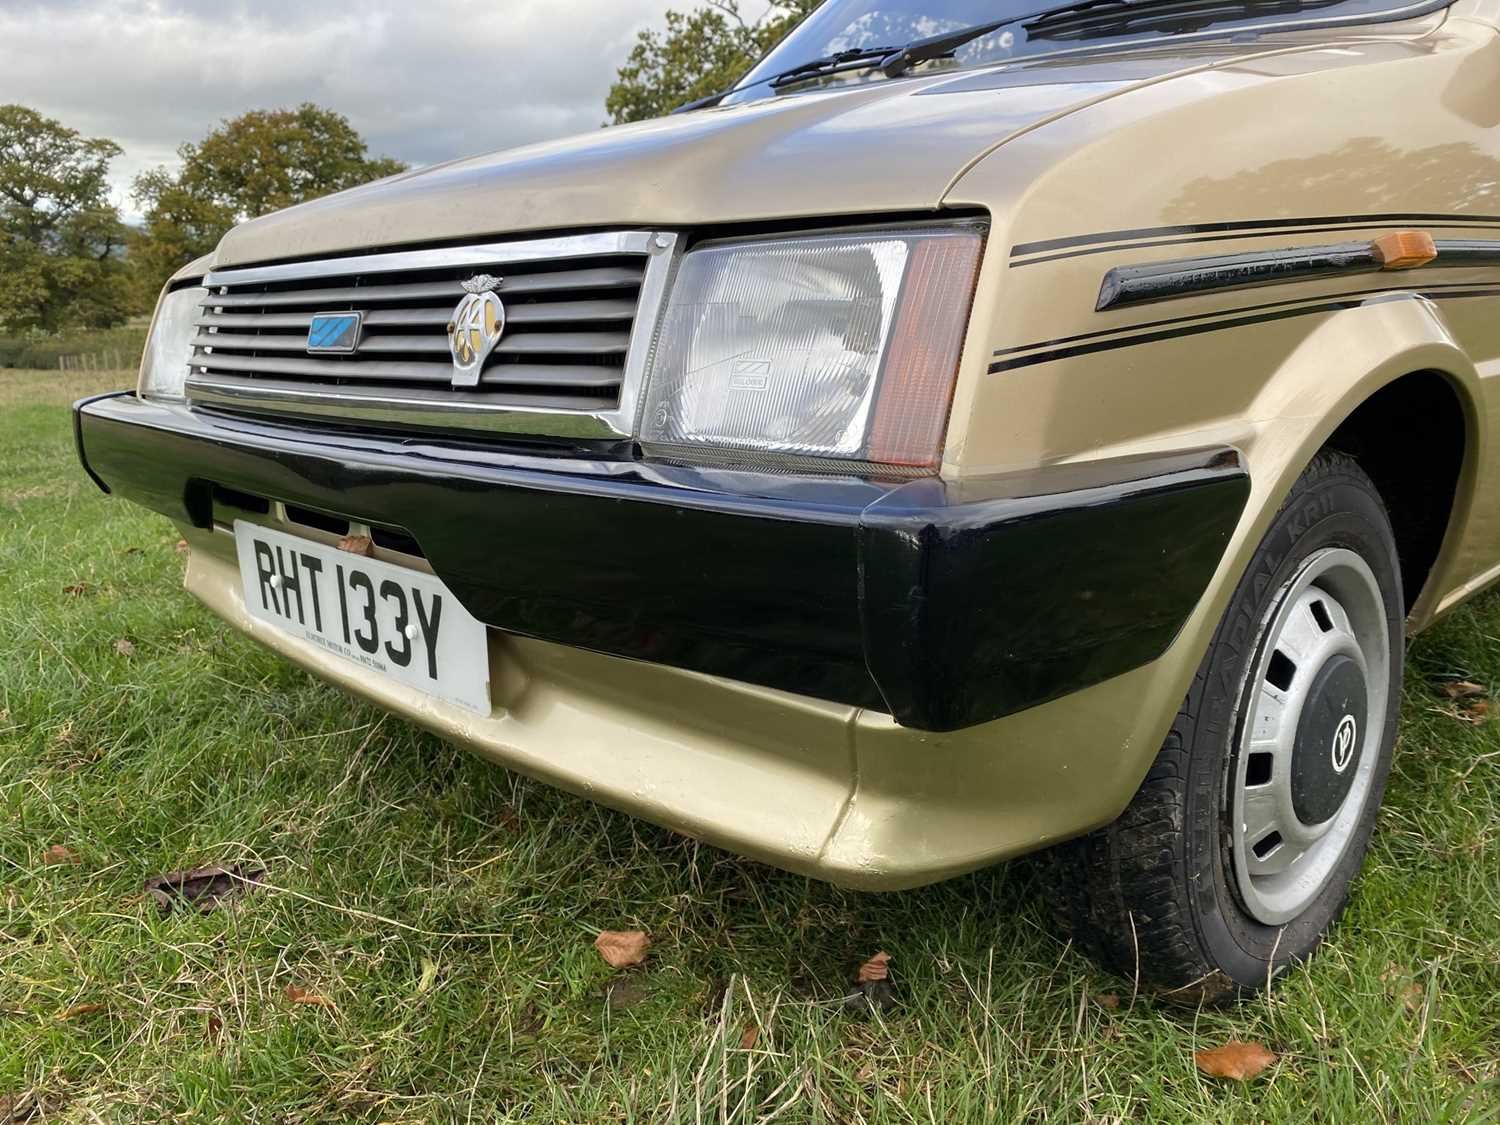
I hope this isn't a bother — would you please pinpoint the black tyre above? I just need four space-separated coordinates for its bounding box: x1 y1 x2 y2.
1051 450 1403 1002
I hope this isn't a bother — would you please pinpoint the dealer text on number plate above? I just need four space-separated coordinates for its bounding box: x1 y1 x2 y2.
232 522 490 713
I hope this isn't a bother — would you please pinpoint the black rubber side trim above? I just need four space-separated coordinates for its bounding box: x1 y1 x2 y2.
72 390 133 494
1097 239 1500 311
1010 211 1500 260
991 286 1500 373
1432 240 1500 267
1096 242 1379 310
859 448 1249 731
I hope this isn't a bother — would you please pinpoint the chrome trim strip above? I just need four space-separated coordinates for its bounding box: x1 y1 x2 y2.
189 230 679 440
187 376 627 440
616 232 677 440
204 230 658 288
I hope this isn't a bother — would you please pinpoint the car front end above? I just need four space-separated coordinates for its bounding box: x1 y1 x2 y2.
76 0 1477 890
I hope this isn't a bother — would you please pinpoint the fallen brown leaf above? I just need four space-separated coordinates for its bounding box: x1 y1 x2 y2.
113 638 136 657
594 930 650 969
1194 1040 1278 1081
1438 679 1487 699
1400 981 1425 1013
207 1012 224 1042
337 535 375 557
1434 680 1492 723
857 951 891 984
284 984 335 1009
1459 700 1491 724
143 864 265 915
57 1002 106 1020
1381 964 1426 1014
63 582 91 597
740 1025 760 1050
40 844 80 866
1093 993 1121 1010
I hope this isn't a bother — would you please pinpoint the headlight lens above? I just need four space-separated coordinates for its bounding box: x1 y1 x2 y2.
137 285 205 402
640 227 982 472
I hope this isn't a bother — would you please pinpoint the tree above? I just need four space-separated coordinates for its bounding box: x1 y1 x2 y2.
606 0 822 124
132 104 407 298
0 104 132 331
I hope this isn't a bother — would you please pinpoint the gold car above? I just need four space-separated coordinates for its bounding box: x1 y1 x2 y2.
75 0 1498 1000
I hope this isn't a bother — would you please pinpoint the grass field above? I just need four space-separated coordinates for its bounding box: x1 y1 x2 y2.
3 368 1497 1123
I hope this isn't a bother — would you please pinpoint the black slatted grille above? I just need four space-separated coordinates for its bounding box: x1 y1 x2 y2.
191 253 649 412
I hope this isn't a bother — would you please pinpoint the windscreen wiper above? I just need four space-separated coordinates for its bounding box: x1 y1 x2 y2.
674 0 1305 112
673 45 902 112
675 0 1146 112
768 45 906 88
879 0 1175 78
1026 0 1345 42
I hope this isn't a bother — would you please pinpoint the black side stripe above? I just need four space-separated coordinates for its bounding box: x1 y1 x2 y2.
1010 212 1500 260
988 286 1500 374
992 280 1491 360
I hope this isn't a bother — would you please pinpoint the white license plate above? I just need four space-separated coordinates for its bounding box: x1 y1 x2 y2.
233 521 490 714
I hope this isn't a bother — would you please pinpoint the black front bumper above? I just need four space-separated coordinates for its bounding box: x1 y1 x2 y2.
74 393 1249 732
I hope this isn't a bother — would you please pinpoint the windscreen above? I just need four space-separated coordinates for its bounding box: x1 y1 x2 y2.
731 0 1443 99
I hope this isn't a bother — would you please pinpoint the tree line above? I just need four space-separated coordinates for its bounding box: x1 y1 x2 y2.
1 0 814 337
0 103 405 334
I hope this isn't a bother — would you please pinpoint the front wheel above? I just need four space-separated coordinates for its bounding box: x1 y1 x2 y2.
1051 450 1403 1001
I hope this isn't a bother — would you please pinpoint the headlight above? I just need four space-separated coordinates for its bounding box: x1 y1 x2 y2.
137 284 206 402
639 227 982 473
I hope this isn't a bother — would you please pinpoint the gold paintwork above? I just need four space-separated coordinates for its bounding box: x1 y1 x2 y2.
170 1 1500 888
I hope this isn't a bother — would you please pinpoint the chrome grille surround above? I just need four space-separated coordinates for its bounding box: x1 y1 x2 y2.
186 230 679 439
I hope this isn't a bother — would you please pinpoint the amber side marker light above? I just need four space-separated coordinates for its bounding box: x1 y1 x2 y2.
867 232 986 470
1372 230 1437 270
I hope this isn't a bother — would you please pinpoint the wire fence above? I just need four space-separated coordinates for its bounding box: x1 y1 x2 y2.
56 351 133 371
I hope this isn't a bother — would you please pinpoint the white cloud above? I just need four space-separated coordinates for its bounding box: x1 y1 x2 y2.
0 0 705 220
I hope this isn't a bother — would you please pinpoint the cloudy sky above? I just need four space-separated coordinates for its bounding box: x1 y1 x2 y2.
0 0 755 220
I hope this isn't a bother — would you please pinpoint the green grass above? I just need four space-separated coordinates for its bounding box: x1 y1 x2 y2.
2 368 1497 1122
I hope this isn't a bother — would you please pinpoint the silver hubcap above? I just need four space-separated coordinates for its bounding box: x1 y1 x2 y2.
1229 548 1390 925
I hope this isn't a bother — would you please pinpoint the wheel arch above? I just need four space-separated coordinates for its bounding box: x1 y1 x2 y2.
1079 301 1488 840
1226 297 1486 638
1322 368 1479 626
